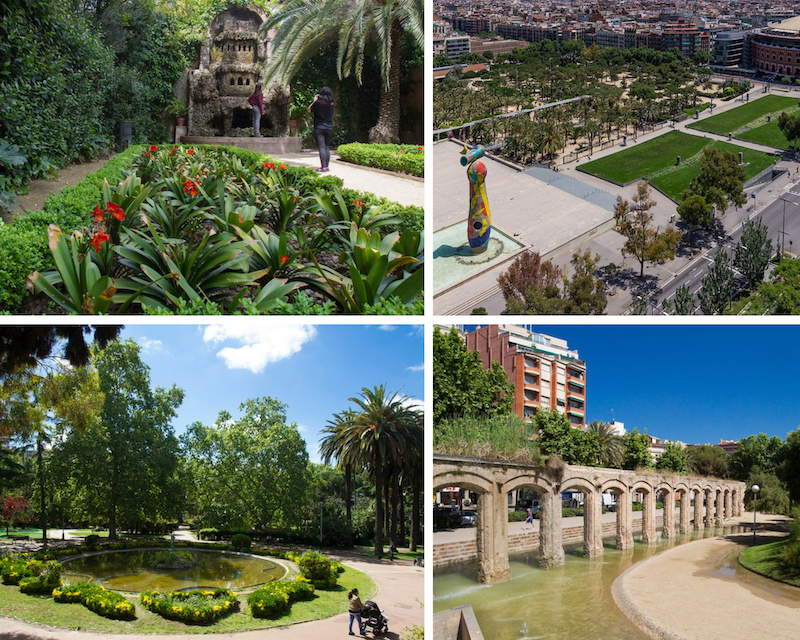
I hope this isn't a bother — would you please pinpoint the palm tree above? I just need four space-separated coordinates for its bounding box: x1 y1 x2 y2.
261 0 423 143
319 408 361 524
348 384 420 556
587 420 623 468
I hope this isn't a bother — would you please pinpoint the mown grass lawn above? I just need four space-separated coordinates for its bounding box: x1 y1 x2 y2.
738 538 800 587
687 95 798 135
738 120 796 150
0 566 375 634
353 544 424 562
579 131 777 202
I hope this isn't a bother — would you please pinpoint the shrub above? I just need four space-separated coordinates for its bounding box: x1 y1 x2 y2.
508 510 528 522
140 588 238 625
0 557 60 591
247 579 315 618
337 143 424 177
296 551 338 589
231 533 251 551
84 534 101 545
53 582 135 620
433 511 462 531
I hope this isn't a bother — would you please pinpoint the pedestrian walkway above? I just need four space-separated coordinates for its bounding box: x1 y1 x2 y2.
274 151 424 208
614 513 798 640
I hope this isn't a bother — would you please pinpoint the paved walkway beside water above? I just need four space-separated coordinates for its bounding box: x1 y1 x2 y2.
275 151 424 208
614 512 798 640
0 551 423 640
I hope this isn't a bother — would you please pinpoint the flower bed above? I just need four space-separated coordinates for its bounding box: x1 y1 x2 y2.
4 144 423 315
247 579 315 618
337 143 424 177
53 582 135 620
140 587 238 624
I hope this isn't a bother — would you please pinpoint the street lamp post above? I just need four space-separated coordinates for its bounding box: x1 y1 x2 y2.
752 484 760 546
777 197 800 262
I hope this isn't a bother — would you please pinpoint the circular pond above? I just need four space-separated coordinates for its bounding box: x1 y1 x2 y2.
62 549 287 592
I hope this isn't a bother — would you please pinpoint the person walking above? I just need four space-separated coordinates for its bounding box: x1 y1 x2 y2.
308 86 334 171
348 587 363 636
523 507 533 530
247 83 264 137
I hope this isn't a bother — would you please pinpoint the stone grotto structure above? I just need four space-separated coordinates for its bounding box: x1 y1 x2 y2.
180 3 300 153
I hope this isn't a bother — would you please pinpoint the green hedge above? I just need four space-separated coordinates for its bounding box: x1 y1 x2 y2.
337 143 424 177
53 582 135 619
140 588 238 625
508 510 528 522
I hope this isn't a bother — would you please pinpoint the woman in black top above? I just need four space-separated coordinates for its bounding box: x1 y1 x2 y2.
308 86 334 172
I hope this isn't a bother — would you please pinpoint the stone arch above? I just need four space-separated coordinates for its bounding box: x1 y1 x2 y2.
502 474 563 569
600 478 633 549
655 481 677 539
433 472 493 496
561 477 603 557
674 482 691 534
632 480 657 543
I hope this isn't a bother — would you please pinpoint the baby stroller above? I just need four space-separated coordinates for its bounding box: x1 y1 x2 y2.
360 600 389 637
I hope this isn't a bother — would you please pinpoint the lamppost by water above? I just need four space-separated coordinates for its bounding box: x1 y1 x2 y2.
751 484 760 546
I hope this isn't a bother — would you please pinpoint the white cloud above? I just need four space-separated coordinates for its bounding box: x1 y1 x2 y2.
402 396 425 412
296 424 309 433
406 363 425 372
408 325 424 337
203 324 317 374
139 337 165 354
378 325 397 332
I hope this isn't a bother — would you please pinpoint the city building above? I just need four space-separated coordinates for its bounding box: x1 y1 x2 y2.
434 33 472 60
713 30 747 66
749 16 800 77
465 325 586 427
470 36 528 56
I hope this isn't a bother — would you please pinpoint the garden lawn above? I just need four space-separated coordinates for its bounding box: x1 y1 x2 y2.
0 566 375 634
578 131 708 185
353 545 424 562
738 120 794 150
579 131 777 202
738 538 800 587
687 95 798 135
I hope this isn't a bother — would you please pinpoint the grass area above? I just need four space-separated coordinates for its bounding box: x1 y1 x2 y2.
580 131 708 184
687 95 798 135
738 538 800 587
353 545 424 562
434 413 540 463
0 565 375 634
738 120 795 150
579 131 777 202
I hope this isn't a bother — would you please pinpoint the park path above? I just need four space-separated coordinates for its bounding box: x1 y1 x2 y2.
273 151 424 208
0 552 423 640
614 512 799 640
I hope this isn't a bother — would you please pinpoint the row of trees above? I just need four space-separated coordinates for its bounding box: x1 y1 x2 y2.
0 329 423 556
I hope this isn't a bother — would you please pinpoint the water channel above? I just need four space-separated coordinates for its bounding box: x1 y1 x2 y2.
433 526 755 640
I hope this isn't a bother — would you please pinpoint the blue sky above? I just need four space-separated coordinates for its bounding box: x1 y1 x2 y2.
531 325 800 444
114 324 423 463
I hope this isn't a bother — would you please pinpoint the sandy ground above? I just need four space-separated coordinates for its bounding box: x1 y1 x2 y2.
614 513 800 640
0 552 423 640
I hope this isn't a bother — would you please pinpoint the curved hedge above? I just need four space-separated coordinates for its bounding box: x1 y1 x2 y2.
53 582 135 620
247 579 315 619
337 143 424 177
140 587 238 624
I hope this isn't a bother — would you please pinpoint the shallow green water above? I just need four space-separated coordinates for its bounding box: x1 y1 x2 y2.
433 529 737 640
63 549 286 592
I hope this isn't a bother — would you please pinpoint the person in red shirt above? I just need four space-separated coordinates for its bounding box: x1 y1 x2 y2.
247 84 264 137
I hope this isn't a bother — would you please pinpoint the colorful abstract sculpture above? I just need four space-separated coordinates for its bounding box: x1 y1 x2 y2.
460 145 491 253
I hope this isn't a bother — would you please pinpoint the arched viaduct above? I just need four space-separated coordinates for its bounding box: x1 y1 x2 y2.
434 454 746 584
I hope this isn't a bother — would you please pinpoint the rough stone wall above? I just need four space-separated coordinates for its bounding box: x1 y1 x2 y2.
188 3 289 137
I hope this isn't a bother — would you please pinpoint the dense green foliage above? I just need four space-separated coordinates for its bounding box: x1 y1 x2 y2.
760 258 800 313
434 413 539 462
337 143 424 177
433 327 513 423
687 445 729 478
622 429 653 470
53 581 136 619
296 551 339 589
140 588 238 624
535 410 602 466
247 579 315 618
655 441 689 474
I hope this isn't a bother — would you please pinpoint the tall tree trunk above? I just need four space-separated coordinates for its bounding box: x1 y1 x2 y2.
384 466 391 539
109 458 118 541
390 471 399 546
369 22 403 144
37 433 47 547
345 463 352 524
373 455 384 557
399 484 406 544
410 473 420 552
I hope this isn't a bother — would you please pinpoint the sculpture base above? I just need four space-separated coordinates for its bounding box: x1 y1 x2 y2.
179 136 302 154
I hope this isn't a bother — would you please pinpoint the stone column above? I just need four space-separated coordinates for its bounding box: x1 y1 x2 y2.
616 490 634 549
693 489 704 531
539 488 565 568
642 490 657 543
679 491 691 534
705 490 715 529
662 489 676 539
715 491 724 526
724 491 731 521
476 485 511 584
583 489 604 558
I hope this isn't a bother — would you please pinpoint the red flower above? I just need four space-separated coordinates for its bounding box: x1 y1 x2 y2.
90 231 110 253
107 202 125 222
187 149 195 155
398 149 404 154
417 146 424 151
92 206 104 222
280 255 289 266
263 161 276 170
150 145 158 152
238 215 244 224
145 152 152 159
170 147 178 155
353 199 364 208
182 179 198 197
279 164 287 170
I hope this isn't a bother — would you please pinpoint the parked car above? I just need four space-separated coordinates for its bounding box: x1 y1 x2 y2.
459 510 477 527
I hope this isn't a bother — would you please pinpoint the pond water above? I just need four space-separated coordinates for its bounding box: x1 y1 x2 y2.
433 527 745 640
62 549 287 592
